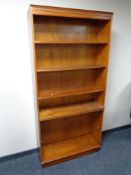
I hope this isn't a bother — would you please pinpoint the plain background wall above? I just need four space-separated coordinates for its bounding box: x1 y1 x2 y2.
0 0 131 157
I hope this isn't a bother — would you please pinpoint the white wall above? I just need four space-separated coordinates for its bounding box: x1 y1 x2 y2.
0 0 131 157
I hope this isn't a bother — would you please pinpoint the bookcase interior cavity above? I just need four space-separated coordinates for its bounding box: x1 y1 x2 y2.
31 5 113 166
34 16 110 43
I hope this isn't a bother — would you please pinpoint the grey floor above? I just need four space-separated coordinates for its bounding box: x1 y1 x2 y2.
0 127 131 175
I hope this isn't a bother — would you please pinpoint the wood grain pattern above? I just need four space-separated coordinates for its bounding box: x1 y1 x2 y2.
37 65 105 72
34 16 110 43
89 112 103 144
30 5 113 20
39 93 95 108
38 86 103 100
30 5 113 166
42 148 100 167
37 69 102 90
41 114 91 145
39 102 104 121
34 41 109 44
42 134 100 165
35 44 107 71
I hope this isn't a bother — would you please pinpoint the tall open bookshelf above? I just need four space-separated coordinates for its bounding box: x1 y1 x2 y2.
30 5 113 166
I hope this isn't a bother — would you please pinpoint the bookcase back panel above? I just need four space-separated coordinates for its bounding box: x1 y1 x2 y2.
41 113 92 145
36 44 107 70
37 70 96 90
39 93 95 108
34 16 110 43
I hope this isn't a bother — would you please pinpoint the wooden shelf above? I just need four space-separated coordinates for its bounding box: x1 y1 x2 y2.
39 101 104 121
37 65 106 73
38 86 104 100
41 134 100 165
34 40 109 44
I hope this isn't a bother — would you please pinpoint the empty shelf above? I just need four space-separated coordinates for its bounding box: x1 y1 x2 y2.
38 86 103 100
37 65 105 73
39 101 104 121
34 40 109 44
41 134 100 165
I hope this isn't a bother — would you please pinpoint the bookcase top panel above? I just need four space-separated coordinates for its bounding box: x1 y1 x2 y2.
30 5 113 20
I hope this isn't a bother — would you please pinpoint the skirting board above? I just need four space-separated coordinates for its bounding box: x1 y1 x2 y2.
0 124 131 163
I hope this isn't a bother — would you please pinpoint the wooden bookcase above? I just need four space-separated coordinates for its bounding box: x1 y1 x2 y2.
30 5 113 166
